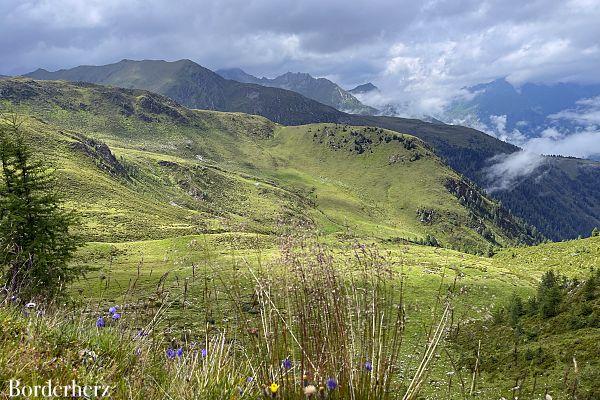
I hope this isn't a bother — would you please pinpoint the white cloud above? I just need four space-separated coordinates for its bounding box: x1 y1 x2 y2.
524 129 600 158
549 96 600 125
484 151 545 192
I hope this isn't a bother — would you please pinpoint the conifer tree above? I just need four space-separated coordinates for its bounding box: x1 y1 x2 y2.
0 113 81 300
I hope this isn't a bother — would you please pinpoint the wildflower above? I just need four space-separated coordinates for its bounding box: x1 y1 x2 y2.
79 349 98 365
282 357 292 370
96 316 106 328
25 302 36 309
177 348 184 357
135 348 142 356
112 313 121 320
166 348 176 359
109 306 118 314
268 383 279 394
545 395 553 400
201 348 207 358
303 385 317 397
364 361 373 372
246 377 254 383
326 378 337 390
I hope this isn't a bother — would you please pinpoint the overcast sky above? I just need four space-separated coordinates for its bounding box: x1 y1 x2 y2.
3 0 600 104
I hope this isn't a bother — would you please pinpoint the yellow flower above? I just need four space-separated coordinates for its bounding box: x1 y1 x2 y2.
269 383 279 394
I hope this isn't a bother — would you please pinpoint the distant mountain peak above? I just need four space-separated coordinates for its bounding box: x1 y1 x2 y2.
349 83 379 95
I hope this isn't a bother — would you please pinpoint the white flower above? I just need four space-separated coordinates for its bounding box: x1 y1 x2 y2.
545 395 553 400
303 385 317 397
25 302 36 309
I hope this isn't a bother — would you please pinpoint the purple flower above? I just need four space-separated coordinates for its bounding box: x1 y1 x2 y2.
96 316 105 328
112 313 121 320
201 348 207 358
326 378 338 390
109 306 118 315
364 361 373 372
246 377 254 383
166 348 176 359
282 357 292 370
177 348 184 357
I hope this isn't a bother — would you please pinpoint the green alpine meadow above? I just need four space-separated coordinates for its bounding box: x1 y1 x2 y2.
1 2 600 399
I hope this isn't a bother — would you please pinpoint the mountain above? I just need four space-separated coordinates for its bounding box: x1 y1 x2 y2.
217 68 376 115
26 59 343 125
445 77 600 142
214 67 261 84
349 82 379 95
24 60 600 240
0 77 540 251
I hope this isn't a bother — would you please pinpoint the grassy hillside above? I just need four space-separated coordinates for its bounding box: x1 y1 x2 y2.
0 78 538 252
25 59 600 241
452 258 600 399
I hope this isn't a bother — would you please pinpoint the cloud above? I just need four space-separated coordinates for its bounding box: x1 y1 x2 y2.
524 129 600 158
549 96 600 125
483 151 545 192
1 0 599 106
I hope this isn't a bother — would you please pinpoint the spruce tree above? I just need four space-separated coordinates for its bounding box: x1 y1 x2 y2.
0 113 81 300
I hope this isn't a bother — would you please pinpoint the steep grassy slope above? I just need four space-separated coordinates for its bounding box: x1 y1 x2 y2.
0 78 538 251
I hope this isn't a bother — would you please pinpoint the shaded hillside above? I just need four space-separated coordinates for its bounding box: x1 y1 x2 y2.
23 61 600 240
26 59 343 125
0 78 538 251
217 68 376 114
491 156 600 240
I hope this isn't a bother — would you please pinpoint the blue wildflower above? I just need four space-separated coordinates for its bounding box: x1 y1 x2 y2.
112 313 121 320
201 348 207 358
364 361 373 372
246 377 254 383
109 306 118 315
176 348 184 357
96 316 105 328
166 348 176 359
282 357 292 370
326 378 338 390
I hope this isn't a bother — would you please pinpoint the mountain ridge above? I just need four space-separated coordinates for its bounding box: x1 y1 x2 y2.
216 67 377 115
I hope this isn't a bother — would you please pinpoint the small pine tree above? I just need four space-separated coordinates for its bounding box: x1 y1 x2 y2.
486 244 495 258
0 114 82 300
508 293 525 328
537 271 562 318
